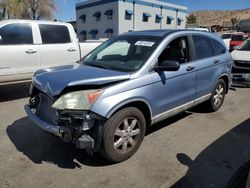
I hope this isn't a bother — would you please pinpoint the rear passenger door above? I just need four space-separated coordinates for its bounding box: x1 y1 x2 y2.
38 24 80 69
0 23 40 81
192 35 227 100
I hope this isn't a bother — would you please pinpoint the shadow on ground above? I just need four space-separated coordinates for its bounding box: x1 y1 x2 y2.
6 117 111 169
0 82 30 102
7 111 192 169
146 112 192 135
171 118 250 188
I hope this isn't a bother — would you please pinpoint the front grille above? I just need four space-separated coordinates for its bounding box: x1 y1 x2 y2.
36 93 57 125
234 61 250 68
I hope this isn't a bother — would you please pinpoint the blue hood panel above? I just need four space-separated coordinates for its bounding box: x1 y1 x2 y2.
33 64 131 96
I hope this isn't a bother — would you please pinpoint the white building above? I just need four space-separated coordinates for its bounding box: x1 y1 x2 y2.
76 0 188 41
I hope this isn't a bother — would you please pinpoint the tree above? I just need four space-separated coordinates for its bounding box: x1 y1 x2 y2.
22 0 56 20
186 14 197 24
0 0 56 20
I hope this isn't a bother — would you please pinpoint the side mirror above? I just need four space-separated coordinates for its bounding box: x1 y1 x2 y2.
0 35 2 44
154 60 180 72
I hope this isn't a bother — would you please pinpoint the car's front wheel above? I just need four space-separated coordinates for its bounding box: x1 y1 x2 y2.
100 107 146 163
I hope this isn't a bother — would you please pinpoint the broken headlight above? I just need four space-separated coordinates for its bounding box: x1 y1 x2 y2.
52 89 103 110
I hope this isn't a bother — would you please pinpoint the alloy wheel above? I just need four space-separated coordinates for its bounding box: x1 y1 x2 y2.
213 83 225 107
113 117 141 154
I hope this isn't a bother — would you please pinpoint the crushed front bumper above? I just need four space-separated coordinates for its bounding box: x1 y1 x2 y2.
24 104 101 150
24 105 61 136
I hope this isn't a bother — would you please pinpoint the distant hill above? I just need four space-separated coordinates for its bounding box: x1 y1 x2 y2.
190 9 250 27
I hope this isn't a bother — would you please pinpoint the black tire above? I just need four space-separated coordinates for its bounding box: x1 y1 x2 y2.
100 107 146 163
204 79 226 112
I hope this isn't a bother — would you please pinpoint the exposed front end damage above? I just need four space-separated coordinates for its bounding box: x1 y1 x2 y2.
25 89 106 153
24 64 131 153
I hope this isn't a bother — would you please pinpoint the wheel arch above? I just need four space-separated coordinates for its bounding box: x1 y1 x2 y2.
218 74 230 93
106 99 153 128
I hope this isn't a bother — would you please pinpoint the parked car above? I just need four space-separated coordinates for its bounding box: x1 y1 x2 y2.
187 27 210 32
221 33 234 50
0 20 103 85
231 39 250 86
229 33 249 52
25 30 232 162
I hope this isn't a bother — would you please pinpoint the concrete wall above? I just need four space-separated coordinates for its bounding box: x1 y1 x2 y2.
134 3 162 31
117 1 134 35
76 1 118 40
118 1 187 33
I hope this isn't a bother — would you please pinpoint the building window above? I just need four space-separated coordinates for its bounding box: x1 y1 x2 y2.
178 17 184 26
89 30 98 39
104 9 113 20
93 12 101 22
105 28 114 38
125 9 133 20
167 16 174 24
79 14 86 23
80 30 87 41
143 12 151 22
155 14 163 23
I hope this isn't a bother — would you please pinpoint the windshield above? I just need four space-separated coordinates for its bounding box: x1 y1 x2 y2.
231 35 245 41
238 40 250 51
81 35 162 72
221 34 232 39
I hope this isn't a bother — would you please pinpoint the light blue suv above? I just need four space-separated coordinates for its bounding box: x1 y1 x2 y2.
25 30 232 162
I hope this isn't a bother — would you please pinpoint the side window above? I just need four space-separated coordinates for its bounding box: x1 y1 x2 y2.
158 36 190 64
97 41 130 60
0 23 33 45
193 35 214 60
39 24 71 44
212 39 226 55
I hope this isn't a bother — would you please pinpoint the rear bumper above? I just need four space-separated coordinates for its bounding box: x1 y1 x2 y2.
24 105 61 136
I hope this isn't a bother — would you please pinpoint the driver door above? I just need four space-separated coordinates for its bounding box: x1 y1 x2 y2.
151 35 196 121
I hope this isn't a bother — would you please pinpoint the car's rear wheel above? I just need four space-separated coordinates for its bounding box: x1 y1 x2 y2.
205 79 226 112
100 107 146 163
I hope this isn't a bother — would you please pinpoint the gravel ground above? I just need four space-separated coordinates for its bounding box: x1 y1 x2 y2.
0 83 250 188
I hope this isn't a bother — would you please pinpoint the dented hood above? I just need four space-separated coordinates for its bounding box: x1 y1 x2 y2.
33 64 131 96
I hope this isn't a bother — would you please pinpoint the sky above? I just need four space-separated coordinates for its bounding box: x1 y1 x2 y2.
54 0 250 22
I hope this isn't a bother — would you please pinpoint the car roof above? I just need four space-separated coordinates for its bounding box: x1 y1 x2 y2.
122 29 220 40
0 19 70 26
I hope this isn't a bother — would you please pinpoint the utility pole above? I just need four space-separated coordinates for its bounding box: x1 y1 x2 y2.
160 6 162 29
175 9 178 29
133 1 135 30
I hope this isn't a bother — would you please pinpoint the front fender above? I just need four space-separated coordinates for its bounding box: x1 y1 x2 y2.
90 87 153 119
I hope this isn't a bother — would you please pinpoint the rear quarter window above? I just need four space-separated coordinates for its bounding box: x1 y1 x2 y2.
39 24 71 44
212 39 226 55
193 35 214 60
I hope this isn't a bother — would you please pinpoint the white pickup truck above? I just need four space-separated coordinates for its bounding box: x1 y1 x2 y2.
0 20 103 85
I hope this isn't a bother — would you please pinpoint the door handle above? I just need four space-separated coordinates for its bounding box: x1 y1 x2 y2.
25 49 37 54
186 66 195 71
67 48 76 52
214 59 220 64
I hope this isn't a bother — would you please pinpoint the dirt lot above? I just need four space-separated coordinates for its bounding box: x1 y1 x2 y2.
0 83 250 188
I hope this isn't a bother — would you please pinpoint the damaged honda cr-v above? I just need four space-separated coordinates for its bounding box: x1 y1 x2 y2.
25 30 232 162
